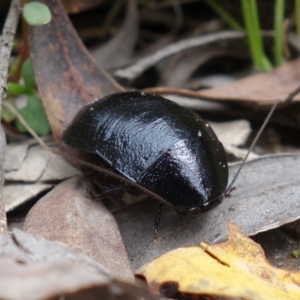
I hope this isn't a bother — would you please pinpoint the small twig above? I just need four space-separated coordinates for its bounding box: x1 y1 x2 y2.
3 101 53 152
0 0 20 109
143 86 207 99
114 31 246 80
0 0 20 234
0 126 6 234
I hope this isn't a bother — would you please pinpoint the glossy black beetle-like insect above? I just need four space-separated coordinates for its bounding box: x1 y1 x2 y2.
62 91 229 213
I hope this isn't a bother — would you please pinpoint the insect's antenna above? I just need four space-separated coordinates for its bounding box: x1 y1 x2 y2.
224 85 300 196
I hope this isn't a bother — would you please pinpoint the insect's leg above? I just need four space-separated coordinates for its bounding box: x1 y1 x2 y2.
88 185 126 201
153 202 164 240
225 186 236 197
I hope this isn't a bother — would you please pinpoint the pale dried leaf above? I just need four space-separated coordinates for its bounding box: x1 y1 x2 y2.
0 230 154 299
5 143 80 182
114 154 300 271
0 256 109 300
0 229 109 275
40 152 81 181
5 143 28 171
211 120 256 159
0 126 6 234
3 183 53 212
5 146 49 182
5 137 52 172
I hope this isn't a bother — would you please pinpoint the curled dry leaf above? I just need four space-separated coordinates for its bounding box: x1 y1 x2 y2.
23 176 132 278
92 0 138 70
114 154 300 271
136 224 300 299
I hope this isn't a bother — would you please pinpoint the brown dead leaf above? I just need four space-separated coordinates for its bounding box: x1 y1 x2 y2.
30 0 124 143
198 58 300 105
23 177 132 278
136 224 300 299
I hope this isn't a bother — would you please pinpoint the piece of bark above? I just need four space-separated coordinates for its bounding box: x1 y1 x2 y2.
0 0 19 107
3 183 53 212
0 0 20 234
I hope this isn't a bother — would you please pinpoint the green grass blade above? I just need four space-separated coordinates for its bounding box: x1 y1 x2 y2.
274 0 285 66
241 0 272 70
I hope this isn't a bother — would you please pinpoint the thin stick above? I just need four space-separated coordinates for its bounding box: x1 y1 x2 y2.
0 126 6 235
0 0 20 234
143 86 218 99
3 101 52 152
0 0 20 109
114 31 246 80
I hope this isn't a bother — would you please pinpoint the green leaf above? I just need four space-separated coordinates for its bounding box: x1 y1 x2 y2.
23 2 52 26
16 95 51 135
22 59 35 88
2 99 16 122
7 82 31 95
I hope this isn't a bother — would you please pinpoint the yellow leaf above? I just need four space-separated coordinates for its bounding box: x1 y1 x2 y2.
136 224 300 299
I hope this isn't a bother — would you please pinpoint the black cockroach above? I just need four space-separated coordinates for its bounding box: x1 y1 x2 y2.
62 88 300 234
